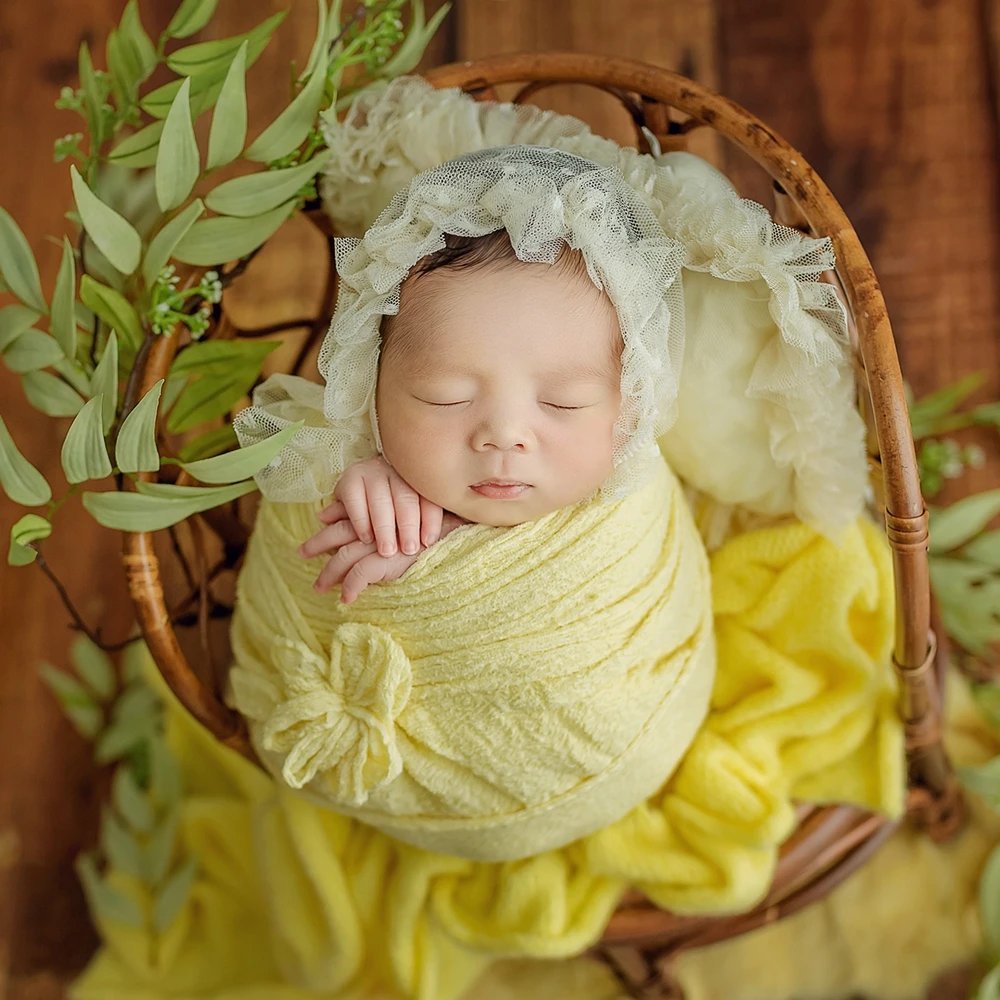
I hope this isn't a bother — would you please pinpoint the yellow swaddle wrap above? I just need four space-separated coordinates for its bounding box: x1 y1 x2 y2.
229 453 718 862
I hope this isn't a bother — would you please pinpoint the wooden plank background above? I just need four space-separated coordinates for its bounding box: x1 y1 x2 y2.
1 0 998 996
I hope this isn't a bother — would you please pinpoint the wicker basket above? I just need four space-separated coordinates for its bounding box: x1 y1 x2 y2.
122 53 963 998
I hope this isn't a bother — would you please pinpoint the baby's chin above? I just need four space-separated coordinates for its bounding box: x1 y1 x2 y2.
447 487 593 527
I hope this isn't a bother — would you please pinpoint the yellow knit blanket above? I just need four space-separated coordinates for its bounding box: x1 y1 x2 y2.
228 454 718 862
70 517 903 1000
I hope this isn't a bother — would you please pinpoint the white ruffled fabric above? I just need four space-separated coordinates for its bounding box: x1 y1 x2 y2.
238 142 687 504
298 76 867 536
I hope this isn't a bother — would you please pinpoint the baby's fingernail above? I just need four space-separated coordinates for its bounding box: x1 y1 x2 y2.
379 542 396 556
362 532 374 544
403 541 418 555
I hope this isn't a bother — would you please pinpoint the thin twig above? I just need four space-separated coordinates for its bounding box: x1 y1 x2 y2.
167 523 197 592
235 317 316 338
32 546 140 652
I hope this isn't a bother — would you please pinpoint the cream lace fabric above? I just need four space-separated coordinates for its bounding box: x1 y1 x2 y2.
293 75 868 535
236 140 687 504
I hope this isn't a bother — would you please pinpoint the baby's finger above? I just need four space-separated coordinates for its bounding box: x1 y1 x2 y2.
390 476 421 555
312 539 372 593
419 496 444 548
340 553 391 605
338 485 375 546
365 476 398 557
298 520 358 559
317 499 348 525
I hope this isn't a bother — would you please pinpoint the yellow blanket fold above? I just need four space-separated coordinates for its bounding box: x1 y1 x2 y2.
71 516 903 1000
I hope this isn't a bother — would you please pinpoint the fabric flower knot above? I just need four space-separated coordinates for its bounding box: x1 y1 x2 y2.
261 623 413 805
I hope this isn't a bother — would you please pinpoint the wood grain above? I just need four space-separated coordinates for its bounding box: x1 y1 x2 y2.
1 0 998 996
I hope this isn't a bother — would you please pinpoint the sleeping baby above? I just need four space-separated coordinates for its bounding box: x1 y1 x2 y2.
298 226 626 603
227 145 718 863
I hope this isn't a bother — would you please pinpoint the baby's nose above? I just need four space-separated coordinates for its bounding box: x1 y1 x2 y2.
471 416 532 452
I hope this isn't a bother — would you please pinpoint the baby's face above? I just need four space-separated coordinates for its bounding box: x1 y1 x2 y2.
375 262 622 526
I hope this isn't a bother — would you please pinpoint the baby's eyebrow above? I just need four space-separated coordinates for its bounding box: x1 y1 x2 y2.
543 364 616 386
406 363 615 384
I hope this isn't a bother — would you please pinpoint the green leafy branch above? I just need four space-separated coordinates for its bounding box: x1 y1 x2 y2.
910 374 1000 670
40 638 199 949
0 0 449 647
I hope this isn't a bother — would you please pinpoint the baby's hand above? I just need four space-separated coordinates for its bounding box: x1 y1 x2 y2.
329 456 443 557
299 510 467 603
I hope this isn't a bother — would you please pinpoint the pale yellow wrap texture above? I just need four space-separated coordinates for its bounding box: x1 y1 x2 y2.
70 515 903 1000
228 455 718 862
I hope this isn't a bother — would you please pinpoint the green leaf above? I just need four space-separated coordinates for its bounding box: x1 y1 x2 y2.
206 150 330 217
96 715 153 763
177 423 238 463
973 684 1000 729
974 402 1000 428
149 735 182 806
965 531 1000 569
245 55 328 163
153 856 198 932
170 338 279 375
959 756 1000 805
76 853 144 929
107 119 165 169
167 366 258 433
70 166 142 276
8 513 51 567
91 332 119 434
143 811 179 882
2 329 64 373
106 30 139 108
0 305 43 352
53 358 91 398
302 0 329 81
120 641 148 685
162 371 188 414
112 766 154 832
984 852 1000 959
931 557 1000 655
0 414 51 505
141 72 222 120
61 396 113 484
71 636 117 700
172 199 295 266
50 238 77 359
166 10 286 78
376 0 451 79
82 478 257 531
142 199 204 289
39 665 103 739
116 379 163 474
165 0 220 38
79 275 144 350
113 683 161 726
22 371 85 418
156 77 201 213
78 42 105 149
206 40 248 170
909 373 986 440
100 807 144 878
929 491 1000 554
975 963 1000 1000
8 513 51 564
181 418 302 483
0 206 47 313
119 0 158 81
